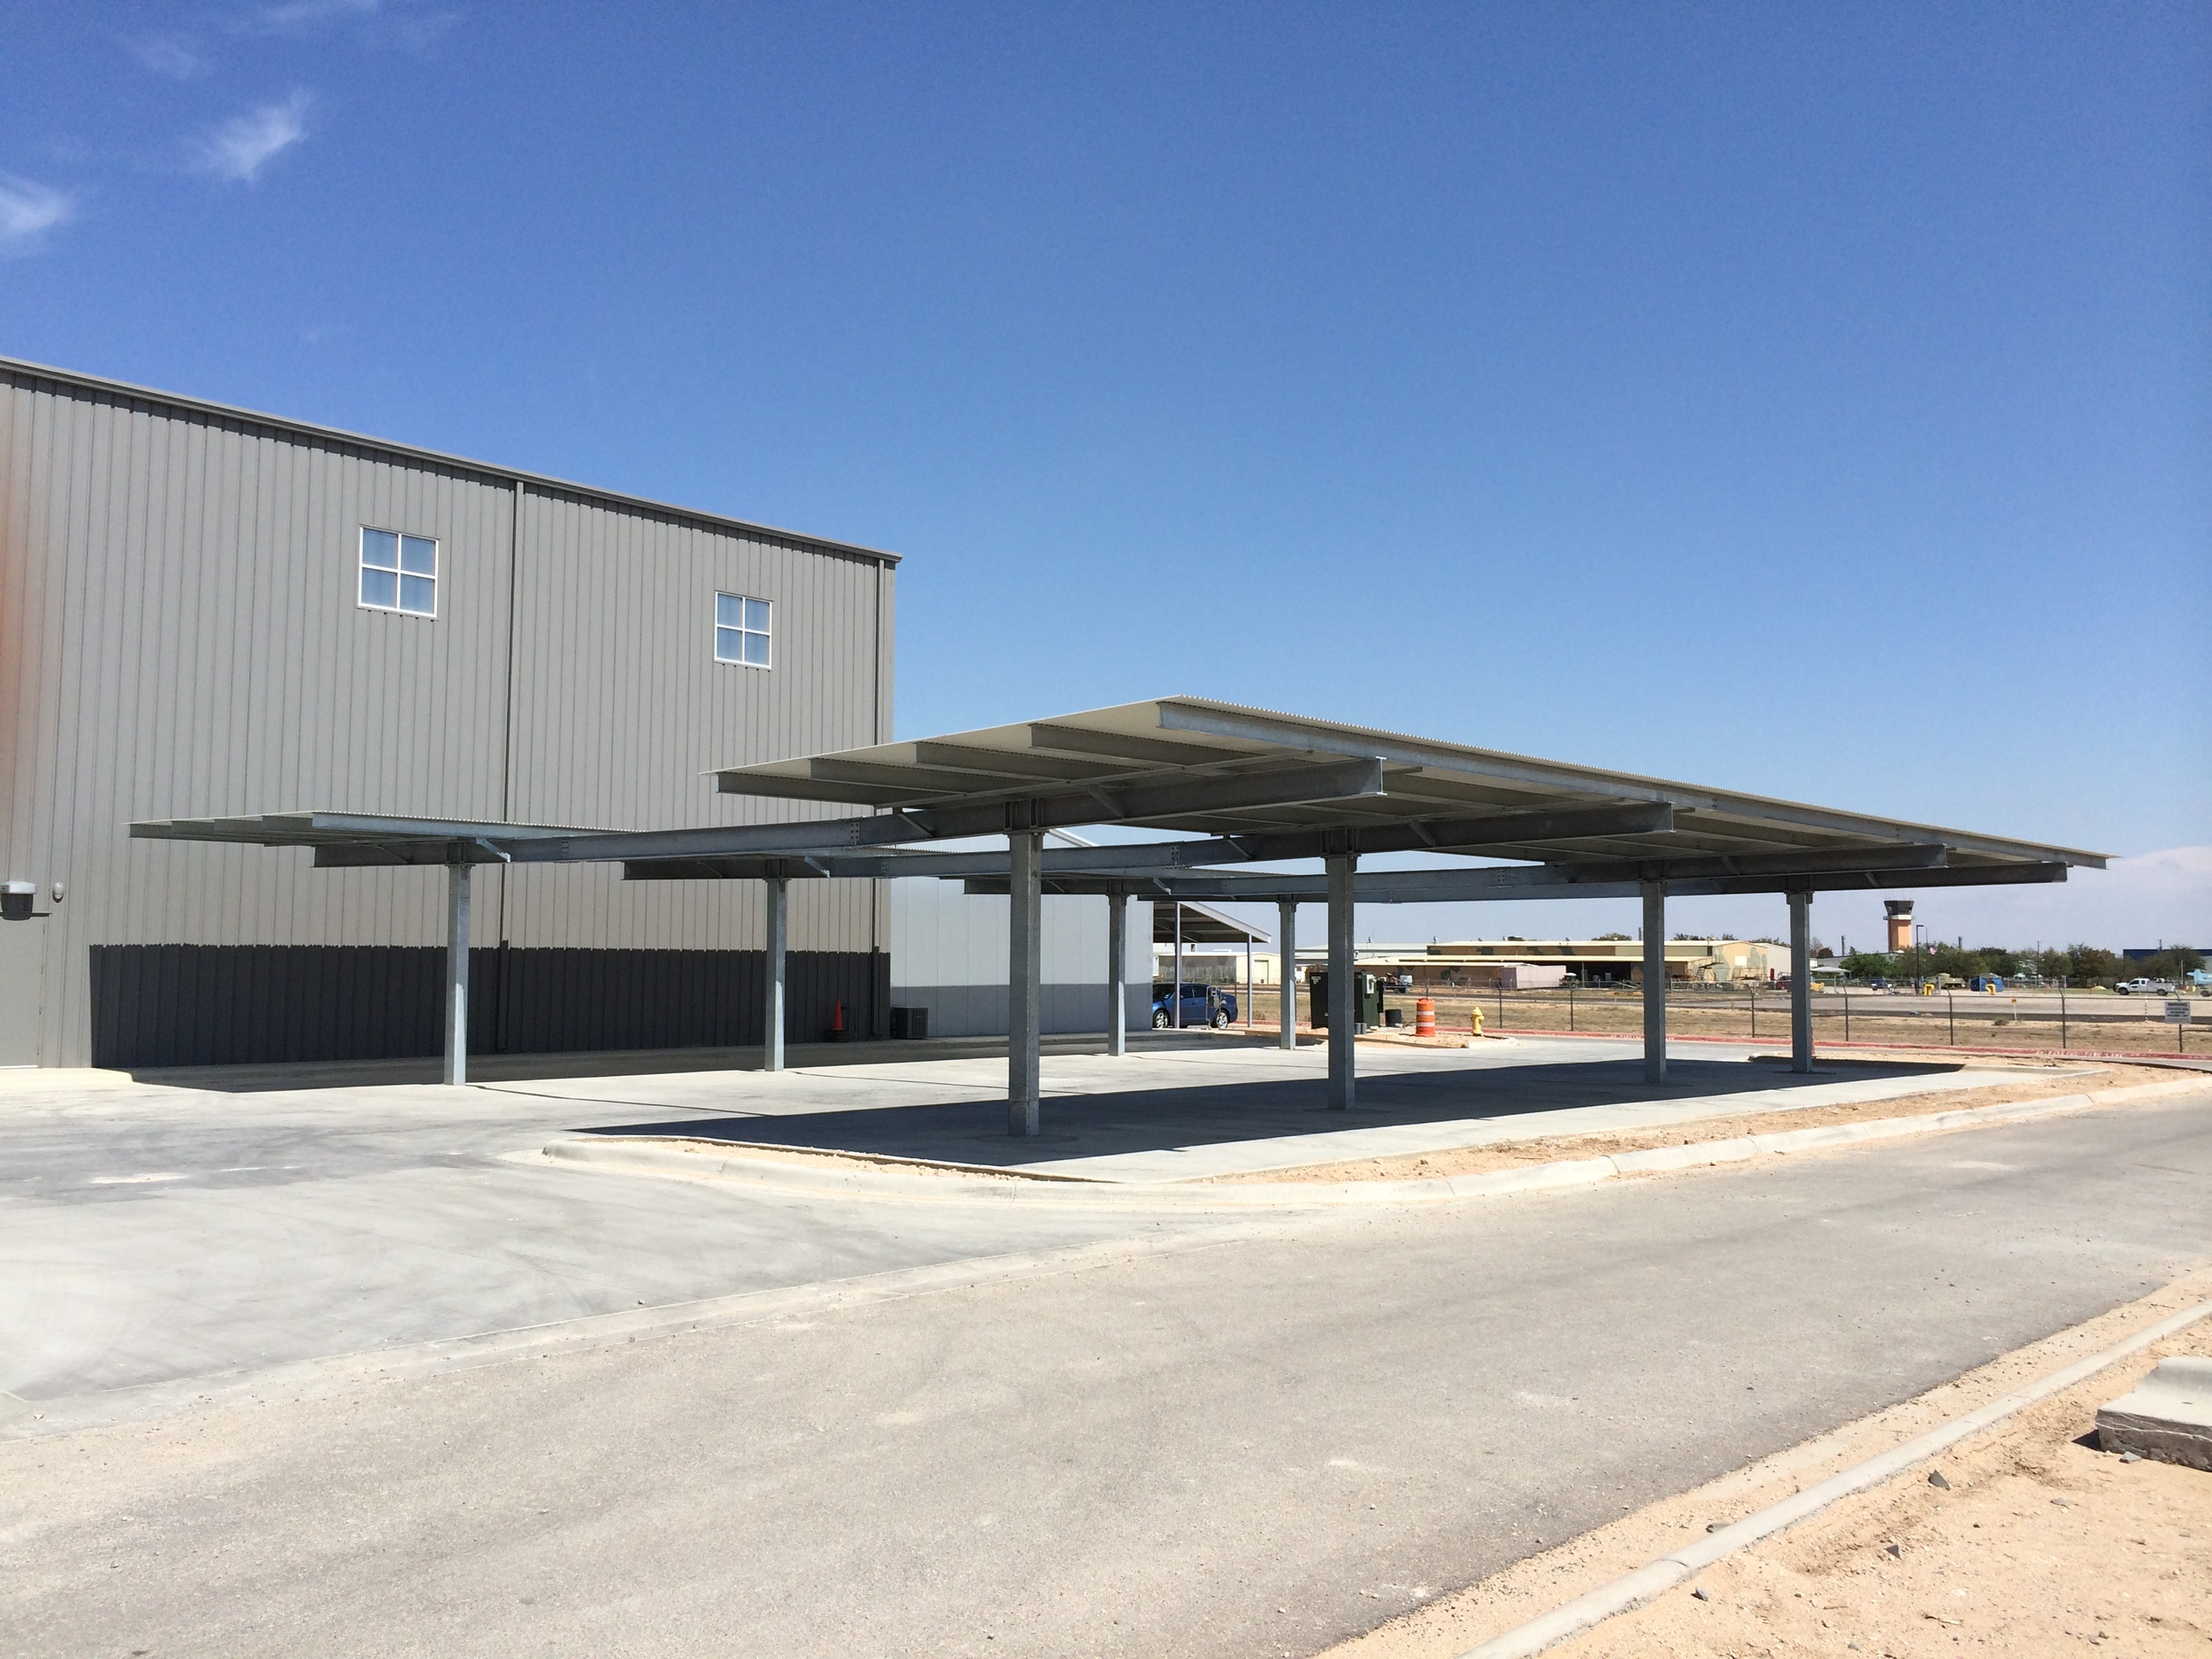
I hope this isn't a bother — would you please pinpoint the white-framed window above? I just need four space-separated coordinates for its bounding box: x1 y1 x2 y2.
359 526 438 618
716 592 772 667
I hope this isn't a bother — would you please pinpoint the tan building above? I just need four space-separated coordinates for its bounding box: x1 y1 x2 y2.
1343 937 1784 988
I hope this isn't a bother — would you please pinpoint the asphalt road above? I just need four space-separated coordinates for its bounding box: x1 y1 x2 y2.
4 1087 2208 1658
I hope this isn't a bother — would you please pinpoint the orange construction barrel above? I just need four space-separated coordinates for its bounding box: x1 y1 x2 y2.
1415 996 1436 1037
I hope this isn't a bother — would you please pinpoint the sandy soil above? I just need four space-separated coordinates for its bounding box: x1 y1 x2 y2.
1206 1061 2178 1186
1321 1269 2212 1659
1240 990 2202 1059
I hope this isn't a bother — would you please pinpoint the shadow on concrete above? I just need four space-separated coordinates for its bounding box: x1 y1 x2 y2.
578 1055 1962 1169
128 1029 1263 1093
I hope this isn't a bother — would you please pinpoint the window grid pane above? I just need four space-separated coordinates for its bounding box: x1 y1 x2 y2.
361 526 437 616
714 592 772 667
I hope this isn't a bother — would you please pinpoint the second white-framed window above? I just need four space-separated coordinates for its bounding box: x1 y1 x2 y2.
360 526 438 618
716 592 772 667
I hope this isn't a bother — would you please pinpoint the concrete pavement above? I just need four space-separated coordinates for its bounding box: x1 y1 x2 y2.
3 1085 2208 1657
1 1041 2005 1409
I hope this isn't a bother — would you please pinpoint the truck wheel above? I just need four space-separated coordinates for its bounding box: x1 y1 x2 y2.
1210 1010 1229 1029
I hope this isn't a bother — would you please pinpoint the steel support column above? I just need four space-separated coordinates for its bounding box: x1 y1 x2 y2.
1008 827 1043 1135
1277 897 1297 1049
1172 902 1184 1028
1788 887 1814 1074
763 874 788 1073
1641 878 1667 1086
1326 851 1356 1110
443 861 472 1087
1105 887 1126 1057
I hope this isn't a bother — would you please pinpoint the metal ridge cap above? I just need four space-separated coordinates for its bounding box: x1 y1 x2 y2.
0 355 902 565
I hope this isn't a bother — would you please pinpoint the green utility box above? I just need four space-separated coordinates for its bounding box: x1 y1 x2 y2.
1308 970 1383 1033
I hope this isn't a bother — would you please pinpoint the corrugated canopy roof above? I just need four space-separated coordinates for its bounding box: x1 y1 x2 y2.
129 811 616 866
710 696 2105 875
1155 900 1270 946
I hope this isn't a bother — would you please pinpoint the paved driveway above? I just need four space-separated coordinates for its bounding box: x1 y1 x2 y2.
3 1080 2207 1658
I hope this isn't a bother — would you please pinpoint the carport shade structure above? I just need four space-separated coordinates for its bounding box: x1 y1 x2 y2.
691 697 2105 1131
134 698 2105 1112
1153 900 1270 1033
124 814 961 1085
123 814 609 1086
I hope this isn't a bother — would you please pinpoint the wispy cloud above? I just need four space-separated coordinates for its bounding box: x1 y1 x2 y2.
0 174 74 256
192 91 313 184
253 0 380 32
225 0 453 52
121 34 213 79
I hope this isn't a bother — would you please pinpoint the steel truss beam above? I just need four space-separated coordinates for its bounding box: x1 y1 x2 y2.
956 861 2070 903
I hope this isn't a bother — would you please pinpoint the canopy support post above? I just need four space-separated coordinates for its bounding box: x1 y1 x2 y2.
443 860 472 1087
1008 826 1042 1135
1105 887 1126 1057
1789 887 1814 1073
1327 850 1356 1110
1641 878 1667 1086
1173 902 1184 1027
1278 897 1298 1049
764 873 787 1073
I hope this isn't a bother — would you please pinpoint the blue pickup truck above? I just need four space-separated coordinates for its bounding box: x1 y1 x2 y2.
1150 982 1238 1029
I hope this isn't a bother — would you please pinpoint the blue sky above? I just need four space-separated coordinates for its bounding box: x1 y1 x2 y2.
4 2 2206 948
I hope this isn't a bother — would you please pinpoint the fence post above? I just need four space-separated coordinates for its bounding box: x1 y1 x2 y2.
1947 993 1955 1047
1843 990 1850 1043
1569 979 1576 1032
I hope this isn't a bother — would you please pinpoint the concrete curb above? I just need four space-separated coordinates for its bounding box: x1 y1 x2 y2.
533 1076 2206 1210
1457 1297 2212 1659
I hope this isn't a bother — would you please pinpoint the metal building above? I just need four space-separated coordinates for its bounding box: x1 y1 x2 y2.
0 357 896 1069
887 833 1155 1039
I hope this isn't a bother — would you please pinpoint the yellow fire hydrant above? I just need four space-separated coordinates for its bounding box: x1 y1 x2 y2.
1471 1006 1486 1038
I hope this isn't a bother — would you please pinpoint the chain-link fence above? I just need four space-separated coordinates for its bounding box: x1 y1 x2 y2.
1235 984 2203 1056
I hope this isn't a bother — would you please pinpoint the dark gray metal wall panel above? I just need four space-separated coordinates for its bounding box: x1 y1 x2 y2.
1 368 891 1064
88 943 887 1068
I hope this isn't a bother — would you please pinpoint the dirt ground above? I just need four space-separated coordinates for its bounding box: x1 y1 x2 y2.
1206 1059 2178 1186
1321 1270 2212 1659
1240 990 2201 1060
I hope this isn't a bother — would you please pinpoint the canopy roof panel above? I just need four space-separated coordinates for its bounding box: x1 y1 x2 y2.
1155 900 1270 946
132 811 618 866
711 696 2106 872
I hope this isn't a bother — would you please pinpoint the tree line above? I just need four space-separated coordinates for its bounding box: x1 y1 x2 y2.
1833 942 2203 987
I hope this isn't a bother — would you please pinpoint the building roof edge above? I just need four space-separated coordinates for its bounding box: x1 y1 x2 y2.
0 355 903 566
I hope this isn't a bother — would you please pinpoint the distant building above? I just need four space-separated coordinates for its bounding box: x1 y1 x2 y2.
1339 938 1786 987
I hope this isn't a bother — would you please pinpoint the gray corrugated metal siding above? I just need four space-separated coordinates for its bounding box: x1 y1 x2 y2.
0 362 895 1064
